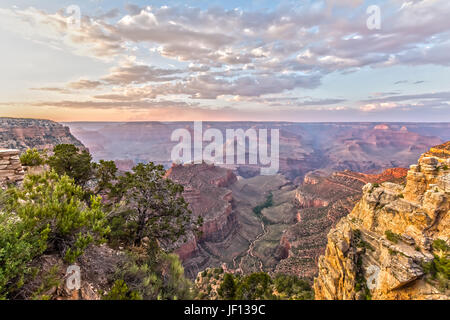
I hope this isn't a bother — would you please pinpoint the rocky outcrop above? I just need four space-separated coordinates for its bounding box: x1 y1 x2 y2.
0 149 24 187
314 142 450 300
0 117 84 152
276 168 408 279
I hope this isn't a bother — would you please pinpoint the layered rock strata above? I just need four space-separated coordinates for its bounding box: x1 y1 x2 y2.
314 142 450 300
0 149 24 187
276 168 408 279
0 117 84 151
166 163 238 277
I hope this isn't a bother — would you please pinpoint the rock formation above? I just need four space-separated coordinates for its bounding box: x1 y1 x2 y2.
166 163 238 277
0 117 84 152
276 168 408 279
314 142 450 300
165 162 293 278
0 149 24 187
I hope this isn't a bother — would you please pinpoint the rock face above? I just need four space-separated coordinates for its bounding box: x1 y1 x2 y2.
276 168 408 279
166 163 238 277
314 142 450 300
0 117 84 152
0 149 24 187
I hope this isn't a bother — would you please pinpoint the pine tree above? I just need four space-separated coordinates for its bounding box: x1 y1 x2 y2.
47 144 93 187
111 162 202 246
218 273 236 300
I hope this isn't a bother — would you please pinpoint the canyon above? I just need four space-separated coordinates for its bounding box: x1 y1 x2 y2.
314 142 450 300
165 162 292 278
1 118 449 289
164 161 410 279
65 122 448 180
275 168 408 279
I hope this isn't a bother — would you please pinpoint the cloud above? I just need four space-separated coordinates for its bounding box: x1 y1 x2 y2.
94 9 120 20
1 1 450 121
95 72 322 101
30 99 199 110
360 91 450 112
101 62 183 85
67 79 103 90
6 1 450 70
228 96 346 107
30 87 72 94
363 91 450 104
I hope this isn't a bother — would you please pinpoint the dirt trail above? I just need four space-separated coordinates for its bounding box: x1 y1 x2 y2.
236 217 267 273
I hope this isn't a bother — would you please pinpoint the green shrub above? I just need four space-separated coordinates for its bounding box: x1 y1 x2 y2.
388 248 398 256
7 170 110 263
114 248 194 300
31 265 62 300
273 274 313 300
0 206 49 298
19 148 44 166
422 239 449 292
110 162 202 246
92 160 118 195
47 144 93 187
432 239 450 253
235 272 273 300
218 273 236 300
102 279 142 300
253 193 273 223
353 229 374 252
385 230 400 244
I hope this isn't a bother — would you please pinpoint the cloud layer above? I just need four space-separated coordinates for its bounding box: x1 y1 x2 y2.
0 0 449 120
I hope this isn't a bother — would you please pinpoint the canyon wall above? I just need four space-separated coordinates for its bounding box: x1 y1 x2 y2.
314 142 450 300
166 163 239 277
0 118 84 152
276 168 408 279
166 162 293 278
66 121 448 179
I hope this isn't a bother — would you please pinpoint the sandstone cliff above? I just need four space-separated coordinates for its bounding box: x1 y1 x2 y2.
0 118 84 151
276 168 408 279
165 163 238 278
314 142 450 300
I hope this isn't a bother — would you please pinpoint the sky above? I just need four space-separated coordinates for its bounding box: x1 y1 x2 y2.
0 0 449 122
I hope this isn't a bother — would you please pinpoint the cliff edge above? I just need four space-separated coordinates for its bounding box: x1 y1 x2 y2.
314 142 450 300
0 117 84 151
